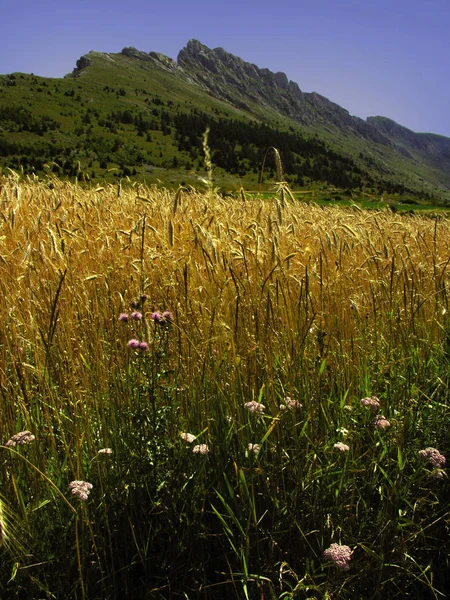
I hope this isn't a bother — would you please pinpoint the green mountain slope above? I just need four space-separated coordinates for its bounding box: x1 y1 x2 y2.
0 40 449 201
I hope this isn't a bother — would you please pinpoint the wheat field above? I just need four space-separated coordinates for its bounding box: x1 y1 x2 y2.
0 174 449 599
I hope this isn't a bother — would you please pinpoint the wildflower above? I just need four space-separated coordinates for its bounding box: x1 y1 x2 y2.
119 313 129 322
162 310 173 324
151 310 173 325
419 447 446 469
334 442 350 452
248 443 260 454
283 396 302 410
244 401 265 414
323 543 353 571
343 405 353 412
127 338 140 349
140 294 149 303
68 480 93 501
138 341 149 352
192 444 209 455
130 311 143 320
360 396 381 412
98 448 113 455
430 469 446 480
336 427 349 437
5 430 35 447
180 432 196 443
372 415 391 430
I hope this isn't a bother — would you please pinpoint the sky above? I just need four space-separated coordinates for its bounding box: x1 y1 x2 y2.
1 0 449 137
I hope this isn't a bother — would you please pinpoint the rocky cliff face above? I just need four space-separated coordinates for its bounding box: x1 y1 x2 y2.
175 40 449 187
177 40 391 146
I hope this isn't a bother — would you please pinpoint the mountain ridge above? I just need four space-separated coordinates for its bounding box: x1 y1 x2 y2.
1 39 449 199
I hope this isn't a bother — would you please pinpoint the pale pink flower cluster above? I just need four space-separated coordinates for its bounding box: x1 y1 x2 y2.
248 443 260 454
98 448 113 455
192 444 209 455
68 480 93 501
244 401 265 414
180 432 196 443
280 396 302 411
360 396 381 412
418 447 446 469
323 543 353 570
5 430 35 447
372 415 391 430
334 442 350 452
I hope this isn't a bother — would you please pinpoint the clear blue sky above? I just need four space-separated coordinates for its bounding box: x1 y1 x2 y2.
1 0 449 137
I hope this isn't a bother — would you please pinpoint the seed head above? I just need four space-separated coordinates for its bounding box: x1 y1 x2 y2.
180 432 196 443
98 448 113 455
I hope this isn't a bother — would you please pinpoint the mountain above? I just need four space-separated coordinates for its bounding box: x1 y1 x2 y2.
0 39 449 201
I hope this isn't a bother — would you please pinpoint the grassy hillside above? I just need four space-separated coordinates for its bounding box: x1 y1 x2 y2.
0 50 448 204
1 174 449 598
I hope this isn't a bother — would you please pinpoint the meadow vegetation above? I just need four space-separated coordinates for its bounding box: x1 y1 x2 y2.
0 173 449 599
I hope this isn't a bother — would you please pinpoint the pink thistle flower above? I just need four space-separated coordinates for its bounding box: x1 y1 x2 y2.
192 444 209 455
68 480 93 501
419 447 446 469
360 396 381 412
130 311 143 320
138 341 149 352
127 338 140 349
180 432 196 443
323 543 353 571
334 442 350 452
151 311 163 323
5 430 35 447
162 310 173 324
372 415 391 430
119 313 129 322
244 401 265 414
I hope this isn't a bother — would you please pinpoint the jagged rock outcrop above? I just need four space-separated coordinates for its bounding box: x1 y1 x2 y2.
177 39 393 147
71 55 92 77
